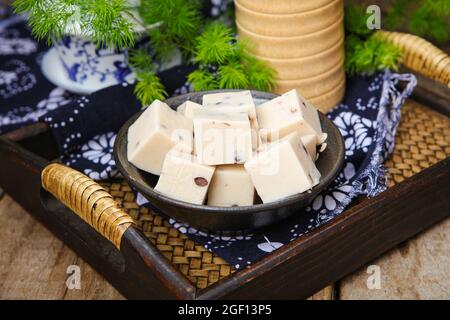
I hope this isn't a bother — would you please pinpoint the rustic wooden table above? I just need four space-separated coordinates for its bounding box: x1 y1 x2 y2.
1 189 449 299
0 193 124 299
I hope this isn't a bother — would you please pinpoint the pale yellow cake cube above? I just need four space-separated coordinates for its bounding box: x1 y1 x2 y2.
256 89 325 143
207 164 255 207
301 134 317 161
193 108 252 165
177 101 202 120
155 151 215 205
244 132 321 203
127 100 193 175
202 90 260 150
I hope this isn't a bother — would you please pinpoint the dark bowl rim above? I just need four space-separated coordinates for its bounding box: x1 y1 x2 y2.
114 89 345 214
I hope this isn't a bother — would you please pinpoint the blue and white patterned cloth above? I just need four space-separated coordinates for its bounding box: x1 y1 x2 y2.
0 7 417 269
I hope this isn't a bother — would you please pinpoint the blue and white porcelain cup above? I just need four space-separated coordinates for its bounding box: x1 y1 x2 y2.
53 35 134 91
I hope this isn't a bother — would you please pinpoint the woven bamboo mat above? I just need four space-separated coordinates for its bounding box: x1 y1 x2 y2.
100 183 233 289
385 101 450 186
101 100 450 290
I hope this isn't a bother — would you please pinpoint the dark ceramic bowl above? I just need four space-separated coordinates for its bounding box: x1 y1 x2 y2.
114 90 345 233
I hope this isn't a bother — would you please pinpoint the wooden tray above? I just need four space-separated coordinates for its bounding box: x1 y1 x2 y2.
0 33 449 299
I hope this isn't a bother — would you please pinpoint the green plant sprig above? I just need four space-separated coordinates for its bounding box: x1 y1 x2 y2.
14 0 275 106
385 0 450 43
188 23 275 92
344 4 403 76
344 3 373 38
133 71 167 106
139 0 201 60
128 46 167 105
13 0 136 48
345 34 402 76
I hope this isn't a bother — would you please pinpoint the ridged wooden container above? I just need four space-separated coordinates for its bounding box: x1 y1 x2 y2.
275 61 345 98
235 0 343 37
235 0 345 113
236 16 344 59
237 0 333 14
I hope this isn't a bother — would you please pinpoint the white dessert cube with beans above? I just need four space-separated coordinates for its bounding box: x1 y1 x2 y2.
177 101 202 120
193 108 253 166
155 151 215 205
127 100 193 175
207 165 255 207
257 89 325 143
245 132 321 203
301 134 317 161
203 90 260 150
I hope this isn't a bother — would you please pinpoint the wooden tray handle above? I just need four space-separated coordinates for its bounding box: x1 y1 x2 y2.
377 31 450 88
41 163 135 249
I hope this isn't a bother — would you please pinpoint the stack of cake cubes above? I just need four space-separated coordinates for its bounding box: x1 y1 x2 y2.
127 90 326 206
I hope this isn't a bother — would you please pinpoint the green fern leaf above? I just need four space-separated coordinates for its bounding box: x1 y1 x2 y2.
188 69 218 91
134 71 167 106
195 23 234 65
218 63 249 89
244 56 276 91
